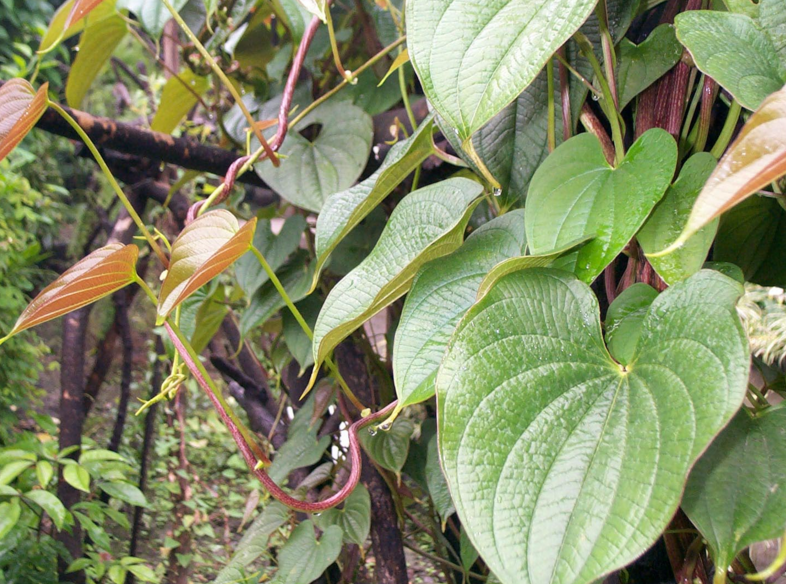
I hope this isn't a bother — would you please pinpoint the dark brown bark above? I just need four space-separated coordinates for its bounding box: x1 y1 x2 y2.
57 308 90 582
335 341 408 584
107 293 133 453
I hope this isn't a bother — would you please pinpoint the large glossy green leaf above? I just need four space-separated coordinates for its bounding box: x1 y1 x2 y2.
0 79 49 162
157 211 256 323
761 0 786 64
662 85 786 252
309 178 483 383
315 484 370 546
437 268 749 584
406 0 598 143
24 490 66 529
255 101 373 212
236 215 307 297
393 211 527 411
0 500 21 539
65 15 128 108
675 11 786 111
117 0 188 37
213 501 290 584
359 417 414 478
272 521 343 584
1 243 138 343
239 250 315 336
683 408 786 575
638 153 718 284
311 114 436 291
713 195 786 287
150 70 209 134
616 24 682 110
526 129 677 283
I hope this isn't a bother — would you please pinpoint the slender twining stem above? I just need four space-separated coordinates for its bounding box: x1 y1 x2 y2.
160 0 279 167
248 246 366 411
166 319 271 465
48 101 170 267
325 6 355 84
195 35 405 218
596 0 619 109
547 58 556 152
166 318 395 511
710 100 741 159
574 32 625 165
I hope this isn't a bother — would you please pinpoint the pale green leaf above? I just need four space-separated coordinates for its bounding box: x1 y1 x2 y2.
0 499 21 539
310 178 483 381
25 490 67 529
393 211 527 410
64 464 90 492
0 460 33 485
315 484 371 546
359 417 414 477
437 269 749 584
604 283 658 365
236 215 307 297
683 407 786 574
312 113 436 291
663 85 786 252
272 521 343 584
713 195 786 287
157 210 256 322
99 482 148 507
617 24 683 109
406 0 598 142
150 70 209 134
295 0 327 22
36 460 53 488
675 11 786 111
638 153 718 284
255 101 373 213
723 0 759 18
761 0 786 65
65 15 128 108
213 502 289 584
526 129 677 283
39 0 116 52
79 449 126 463
239 250 315 337
117 0 188 37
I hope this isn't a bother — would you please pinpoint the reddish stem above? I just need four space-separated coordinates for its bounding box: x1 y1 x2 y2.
165 322 397 512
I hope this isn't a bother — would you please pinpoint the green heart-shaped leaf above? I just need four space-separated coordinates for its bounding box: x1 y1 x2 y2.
638 152 718 284
393 210 527 411
255 100 373 212
407 0 597 143
761 0 786 65
273 521 343 584
604 283 658 365
617 24 682 110
310 178 482 384
675 11 786 111
683 407 786 575
312 113 436 291
437 269 749 584
359 417 414 478
315 484 370 546
526 128 677 283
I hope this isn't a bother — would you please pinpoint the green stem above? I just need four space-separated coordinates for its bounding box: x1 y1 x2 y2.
596 0 619 108
325 7 355 84
547 58 556 152
249 246 366 411
710 100 741 159
160 0 279 167
48 101 169 267
574 32 625 165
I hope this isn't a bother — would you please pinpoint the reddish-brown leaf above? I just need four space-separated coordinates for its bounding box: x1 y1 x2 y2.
156 211 257 323
1 243 139 342
0 79 49 162
659 84 786 254
64 0 106 28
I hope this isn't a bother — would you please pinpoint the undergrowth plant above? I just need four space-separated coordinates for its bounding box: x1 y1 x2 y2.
1 0 786 583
